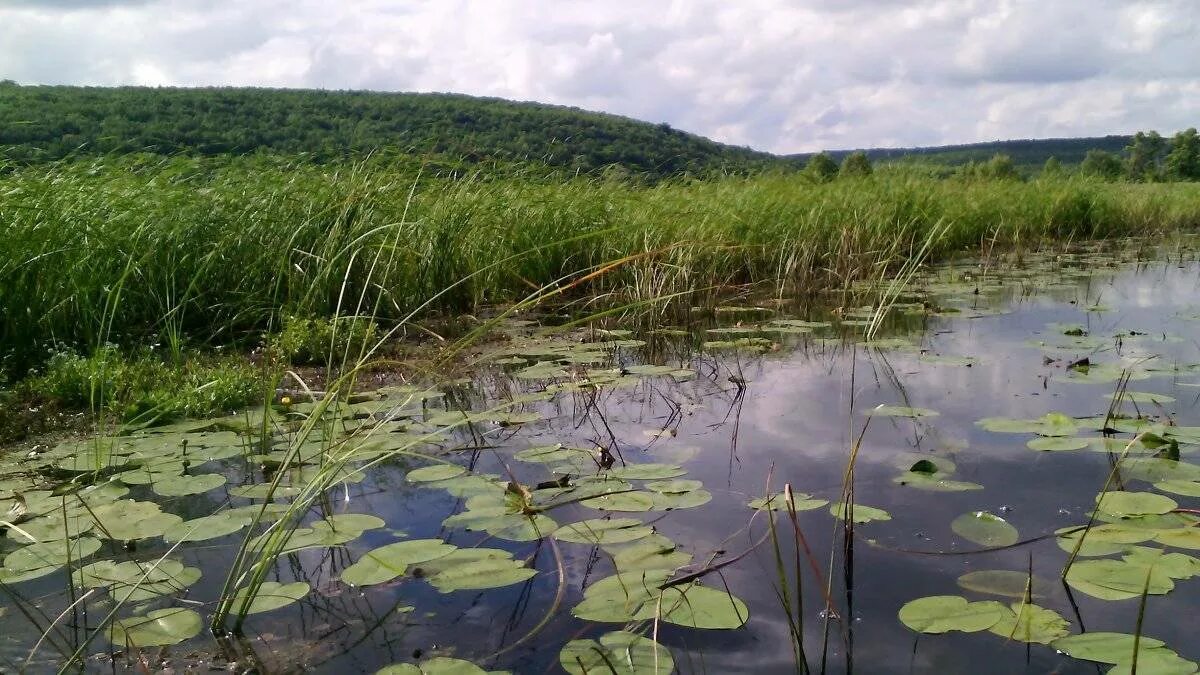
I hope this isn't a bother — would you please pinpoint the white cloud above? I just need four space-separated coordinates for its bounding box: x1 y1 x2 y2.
0 0 1197 153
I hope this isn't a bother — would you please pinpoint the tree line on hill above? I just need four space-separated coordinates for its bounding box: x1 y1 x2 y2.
0 82 778 177
796 128 1200 183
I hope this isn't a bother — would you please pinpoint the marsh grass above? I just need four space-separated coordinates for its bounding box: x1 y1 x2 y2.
5 157 1200 378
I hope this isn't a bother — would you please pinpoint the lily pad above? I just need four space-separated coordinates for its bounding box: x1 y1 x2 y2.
830 503 892 523
987 602 1070 644
952 512 1019 547
428 555 536 592
897 595 1007 634
164 512 254 543
559 630 674 675
748 493 829 512
406 465 467 483
89 500 183 541
150 473 227 497
1052 632 1166 664
555 518 654 545
956 570 1047 599
342 540 458 586
231 580 310 614
1095 491 1178 517
107 608 202 647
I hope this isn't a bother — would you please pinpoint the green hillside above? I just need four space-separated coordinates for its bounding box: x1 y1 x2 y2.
0 82 779 176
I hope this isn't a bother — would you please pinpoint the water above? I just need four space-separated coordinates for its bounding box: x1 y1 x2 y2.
4 239 1200 673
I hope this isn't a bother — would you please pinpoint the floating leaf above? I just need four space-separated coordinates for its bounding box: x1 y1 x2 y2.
164 512 253 543
987 602 1069 644
581 491 656 512
572 571 749 628
644 479 703 494
107 608 202 647
1105 651 1199 675
1154 480 1200 498
609 536 692 572
232 581 310 614
830 503 891 523
89 500 183 541
0 536 102 583
1065 558 1175 600
1026 437 1089 452
150 473 227 497
428 555 536 592
977 413 1077 437
76 558 202 602
609 464 686 480
406 465 467 483
376 658 495 674
343 539 458 586
897 595 1006 634
1095 491 1177 517
748 493 828 512
555 518 654 545
956 570 1047 599
515 445 593 464
559 630 674 675
952 512 1019 547
1052 633 1166 664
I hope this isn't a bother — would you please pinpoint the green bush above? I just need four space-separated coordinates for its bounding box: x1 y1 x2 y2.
28 346 263 422
267 314 380 365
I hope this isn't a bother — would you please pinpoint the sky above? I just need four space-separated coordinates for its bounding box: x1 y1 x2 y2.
1 0 1197 154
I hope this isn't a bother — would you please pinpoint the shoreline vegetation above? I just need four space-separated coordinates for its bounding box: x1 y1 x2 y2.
4 155 1200 433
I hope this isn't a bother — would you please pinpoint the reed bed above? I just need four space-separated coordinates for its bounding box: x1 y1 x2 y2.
4 156 1200 375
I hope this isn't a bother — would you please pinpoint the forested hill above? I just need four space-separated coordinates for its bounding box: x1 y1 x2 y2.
792 136 1133 169
0 83 780 176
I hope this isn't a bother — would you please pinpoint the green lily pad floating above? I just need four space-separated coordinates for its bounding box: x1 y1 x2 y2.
581 491 656 512
1156 529 1200 550
376 658 498 674
987 602 1069 644
406 464 467 483
1105 650 1199 675
6 511 95 543
0 536 102 583
609 535 693 572
342 539 458 586
977 412 1077 437
830 503 891 523
952 512 1019 547
865 405 939 418
1026 436 1089 451
514 445 593 464
427 554 536 593
89 500 184 541
150 473 227 497
260 514 386 554
648 488 713 510
956 570 1047 599
572 570 749 629
231 580 310 614
1064 557 1177 600
644 479 703 494
897 595 1007 634
107 607 202 647
747 493 829 512
555 518 654 545
1052 632 1166 664
559 630 674 675
163 512 254 543
1095 491 1178 517
609 464 686 480
76 558 202 602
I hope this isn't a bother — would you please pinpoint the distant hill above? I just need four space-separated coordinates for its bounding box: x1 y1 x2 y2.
791 136 1133 169
0 83 781 176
